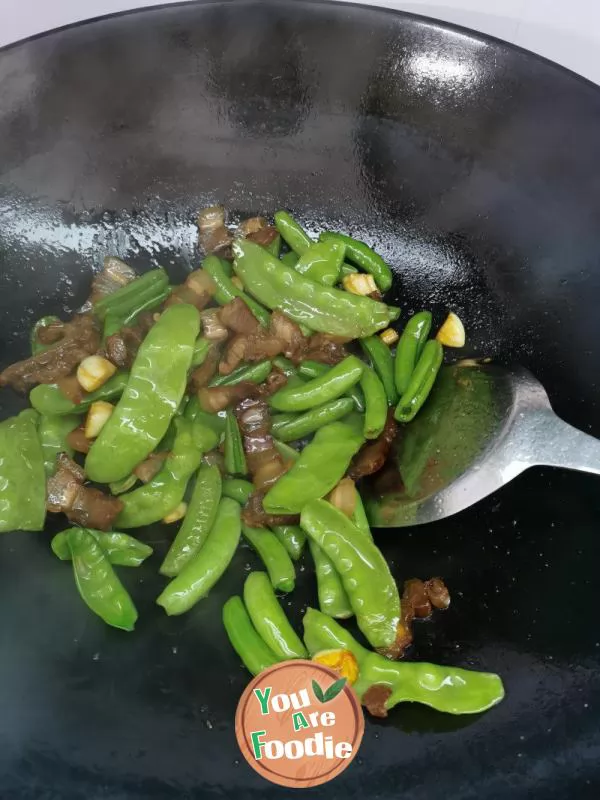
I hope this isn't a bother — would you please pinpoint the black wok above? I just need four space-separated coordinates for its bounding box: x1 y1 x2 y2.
1 1 599 798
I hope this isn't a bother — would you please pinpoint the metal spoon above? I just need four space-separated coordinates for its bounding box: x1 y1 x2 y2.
365 363 600 527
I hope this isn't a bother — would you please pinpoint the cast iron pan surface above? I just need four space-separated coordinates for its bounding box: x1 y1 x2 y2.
1 1 600 797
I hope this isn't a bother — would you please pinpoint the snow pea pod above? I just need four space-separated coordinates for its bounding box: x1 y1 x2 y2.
184 397 226 438
263 421 364 514
271 397 354 442
160 464 222 577
300 499 400 650
294 240 344 286
270 355 364 412
360 364 388 439
272 438 300 463
224 412 247 476
394 311 432 395
0 410 46 533
104 285 171 338
352 489 373 540
191 336 211 368
38 414 79 476
274 210 312 255
308 539 353 619
156 498 241 615
243 571 307 659
116 418 204 528
232 240 399 338
210 360 272 387
271 524 306 561
31 316 61 355
222 477 254 504
202 255 270 326
265 234 282 258
52 528 152 567
319 232 393 291
67 529 138 631
395 339 443 423
223 595 281 676
242 524 295 593
297 360 365 412
86 304 200 483
280 251 299 268
94 268 169 320
360 335 398 405
30 372 128 416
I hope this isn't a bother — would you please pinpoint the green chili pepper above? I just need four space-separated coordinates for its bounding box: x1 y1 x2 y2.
243 571 306 658
395 339 443 423
160 464 222 577
360 335 398 406
156 498 241 616
271 397 355 442
86 304 200 483
352 489 373 540
280 251 299 268
116 418 204 528
38 414 79 476
31 315 62 355
274 210 312 255
242 524 295 593
303 607 368 661
294 240 344 286
308 539 353 619
202 255 270 327
319 232 393 291
94 268 169 321
394 311 432 395
232 240 399 338
270 355 364 413
223 595 281 676
0 410 46 533
340 263 358 276
104 285 172 338
272 438 301 463
191 336 212 368
222 477 254 504
297 360 365 412
52 528 152 567
67 529 138 631
360 364 388 439
30 372 128 416
224 412 247 477
272 356 298 377
271 525 306 561
210 360 272 387
265 234 282 258
300 499 400 650
109 475 138 495
263 421 364 515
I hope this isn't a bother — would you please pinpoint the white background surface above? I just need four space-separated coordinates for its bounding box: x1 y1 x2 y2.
1 0 599 85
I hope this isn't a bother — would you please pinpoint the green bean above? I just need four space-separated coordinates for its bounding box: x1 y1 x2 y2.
31 316 61 355
52 528 153 567
360 335 398 405
210 360 272 387
0 410 46 533
38 414 79 476
94 269 169 320
224 412 247 476
223 596 281 676
160 464 222 577
242 524 295 593
191 336 212 368
271 525 306 561
156 498 241 615
104 285 171 338
272 356 298 377
274 210 312 255
270 355 364 412
352 489 373 540
308 539 353 619
222 477 253 504
271 397 354 441
395 339 443 423
320 232 393 291
297 360 365 412
394 311 432 395
360 364 388 439
272 438 300 463
294 240 344 286
280 251 299 268
202 255 270 326
30 372 128 416
243 571 306 658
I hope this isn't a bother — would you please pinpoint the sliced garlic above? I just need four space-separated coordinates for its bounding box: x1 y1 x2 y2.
77 355 117 392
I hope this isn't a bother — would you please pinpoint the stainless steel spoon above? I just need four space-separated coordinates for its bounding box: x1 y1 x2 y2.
365 363 600 527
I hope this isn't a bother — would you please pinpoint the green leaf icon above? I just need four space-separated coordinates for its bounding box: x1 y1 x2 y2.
312 679 325 703
323 677 347 702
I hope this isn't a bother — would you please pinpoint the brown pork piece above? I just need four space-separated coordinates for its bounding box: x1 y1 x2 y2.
424 577 451 610
218 310 306 375
165 269 216 311
66 427 91 455
189 345 221 391
46 454 86 513
362 685 393 718
219 297 261 336
246 225 279 249
133 452 168 483
197 381 260 413
66 487 123 531
197 206 233 259
88 256 137 306
105 312 155 369
235 397 288 491
242 490 300 528
36 319 66 346
301 333 349 365
348 410 398 480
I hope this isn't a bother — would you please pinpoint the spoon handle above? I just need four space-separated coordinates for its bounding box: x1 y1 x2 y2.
526 409 600 476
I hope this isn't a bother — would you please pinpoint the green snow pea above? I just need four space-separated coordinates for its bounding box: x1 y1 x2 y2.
109 475 138 495
94 268 169 321
272 438 301 463
38 414 79 476
394 311 432 395
303 607 368 663
243 571 307 659
395 339 443 423
103 285 171 338
360 335 398 405
270 355 364 412
272 356 298 377
294 240 344 286
340 263 358 276
300 499 400 650
31 316 62 355
265 234 282 258
52 528 152 567
30 372 128 416
223 596 281 676
192 417 221 452
308 539 353 620
86 304 200 483
242 524 295 593
210 360 272 387
274 210 312 255
116 418 204 528
280 251 299 268
360 364 387 439
271 525 306 561
297 360 365 412
222 477 253 504
319 232 393 291
232 240 399 338
156 498 241 615
202 255 270 327
263 421 364 514
191 336 212 368
160 464 222 577
271 397 355 441
0 410 45 533
224 412 247 477
184 397 227 438
67 528 138 631
352 489 373 540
